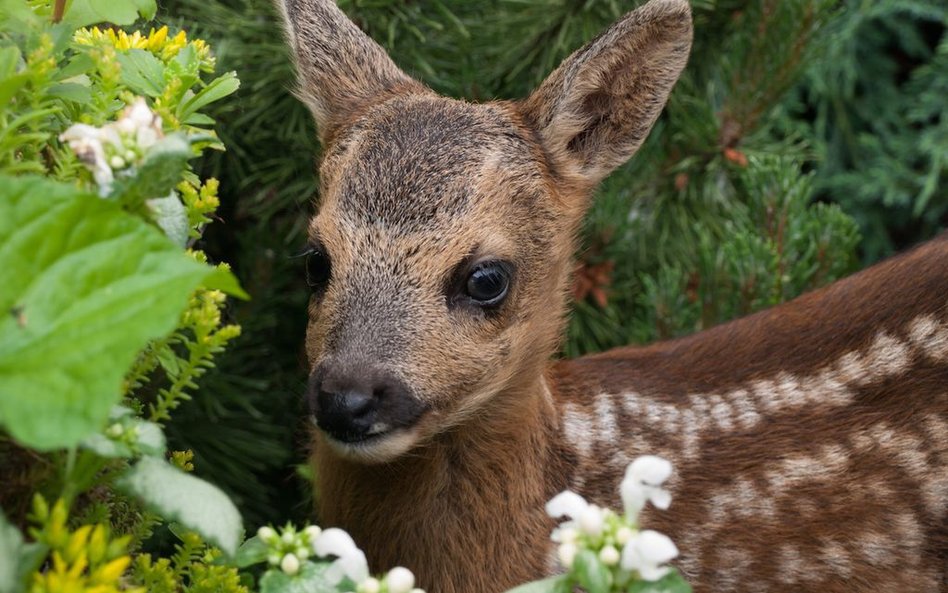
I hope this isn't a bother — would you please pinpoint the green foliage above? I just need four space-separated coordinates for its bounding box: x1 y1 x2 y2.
781 0 947 260
0 175 229 450
116 457 242 556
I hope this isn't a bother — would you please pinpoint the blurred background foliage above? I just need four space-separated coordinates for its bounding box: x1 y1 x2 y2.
156 0 946 527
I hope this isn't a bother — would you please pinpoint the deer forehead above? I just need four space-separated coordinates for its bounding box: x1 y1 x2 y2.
315 96 546 234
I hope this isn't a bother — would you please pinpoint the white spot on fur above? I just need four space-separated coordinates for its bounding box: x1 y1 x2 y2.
909 314 948 361
562 402 594 460
819 541 853 578
776 545 811 584
864 332 911 381
622 391 644 418
725 388 760 430
594 393 619 445
707 394 734 432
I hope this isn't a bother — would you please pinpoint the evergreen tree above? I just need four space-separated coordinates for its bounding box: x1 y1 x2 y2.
159 0 945 525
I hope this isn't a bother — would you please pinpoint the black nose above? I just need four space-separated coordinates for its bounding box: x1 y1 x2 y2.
317 389 378 441
308 363 417 443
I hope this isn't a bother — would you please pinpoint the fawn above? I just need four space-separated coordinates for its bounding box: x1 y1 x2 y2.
275 0 948 591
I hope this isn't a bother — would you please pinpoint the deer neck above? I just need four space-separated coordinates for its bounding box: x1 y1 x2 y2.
313 373 569 593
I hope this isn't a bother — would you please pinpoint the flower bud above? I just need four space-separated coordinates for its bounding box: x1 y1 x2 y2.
109 155 125 169
267 553 281 566
281 531 296 544
280 553 300 575
359 577 381 593
615 526 634 545
105 423 124 438
257 526 276 542
304 525 322 541
386 567 416 593
557 542 578 568
599 545 620 566
578 505 604 537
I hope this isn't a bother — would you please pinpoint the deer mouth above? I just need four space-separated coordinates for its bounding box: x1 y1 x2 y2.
315 417 426 463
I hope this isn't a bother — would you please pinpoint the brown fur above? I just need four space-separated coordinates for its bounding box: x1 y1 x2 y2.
275 1 947 591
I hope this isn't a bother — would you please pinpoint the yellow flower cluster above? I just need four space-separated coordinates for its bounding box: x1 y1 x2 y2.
29 498 142 593
73 26 213 67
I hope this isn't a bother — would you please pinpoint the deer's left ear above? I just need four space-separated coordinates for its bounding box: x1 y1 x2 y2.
520 0 692 186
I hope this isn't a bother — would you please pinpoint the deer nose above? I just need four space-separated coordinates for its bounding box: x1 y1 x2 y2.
316 388 378 441
308 364 409 443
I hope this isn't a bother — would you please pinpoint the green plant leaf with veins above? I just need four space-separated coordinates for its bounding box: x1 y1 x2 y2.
0 174 237 450
117 456 243 556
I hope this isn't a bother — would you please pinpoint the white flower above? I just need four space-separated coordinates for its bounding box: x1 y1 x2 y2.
620 529 678 581
557 542 578 568
59 98 164 196
59 124 113 195
280 553 300 575
615 526 634 545
385 567 416 593
579 504 605 537
546 490 588 520
314 528 370 586
621 455 673 517
599 545 620 566
358 577 380 593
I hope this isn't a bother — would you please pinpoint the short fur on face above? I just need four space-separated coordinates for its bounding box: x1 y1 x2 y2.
277 0 692 462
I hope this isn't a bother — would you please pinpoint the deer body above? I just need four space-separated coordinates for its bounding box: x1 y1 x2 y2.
275 1 948 591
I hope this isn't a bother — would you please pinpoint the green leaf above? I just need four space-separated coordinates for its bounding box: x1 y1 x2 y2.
63 0 157 28
233 535 269 568
627 570 692 593
573 550 612 593
0 509 22 593
109 134 193 206
0 175 224 450
116 456 242 556
147 194 189 247
503 575 572 593
117 49 166 97
178 72 240 120
259 562 334 593
46 81 92 104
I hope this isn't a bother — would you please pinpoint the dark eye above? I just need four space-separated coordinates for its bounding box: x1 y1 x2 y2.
465 262 511 306
305 248 331 290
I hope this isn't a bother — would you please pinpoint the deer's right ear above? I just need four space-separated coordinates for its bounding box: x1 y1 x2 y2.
275 0 422 143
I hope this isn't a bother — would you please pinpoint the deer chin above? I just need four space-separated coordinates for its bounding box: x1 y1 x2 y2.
317 421 424 464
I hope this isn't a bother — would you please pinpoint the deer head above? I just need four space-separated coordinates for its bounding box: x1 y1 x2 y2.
277 0 693 463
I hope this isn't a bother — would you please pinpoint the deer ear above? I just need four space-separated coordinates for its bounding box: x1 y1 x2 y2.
520 0 692 186
275 0 423 143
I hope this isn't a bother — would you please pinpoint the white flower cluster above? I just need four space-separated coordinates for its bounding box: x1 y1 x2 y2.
546 455 679 583
256 525 425 593
59 97 163 196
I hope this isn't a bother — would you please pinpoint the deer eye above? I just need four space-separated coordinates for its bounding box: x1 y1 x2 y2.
305 248 332 291
465 261 511 306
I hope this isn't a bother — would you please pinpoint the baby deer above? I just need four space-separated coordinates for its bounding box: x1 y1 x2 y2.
275 0 948 591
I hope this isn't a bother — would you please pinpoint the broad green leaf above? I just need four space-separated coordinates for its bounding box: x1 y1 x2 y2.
573 550 612 593
259 562 334 593
0 175 229 449
147 194 189 247
46 81 92 104
117 49 165 97
63 0 157 28
233 535 269 568
627 571 692 593
116 456 242 556
109 134 192 207
0 510 22 593
504 575 572 593
178 72 239 120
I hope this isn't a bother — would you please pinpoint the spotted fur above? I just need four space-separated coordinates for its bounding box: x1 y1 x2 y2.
275 1 947 591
